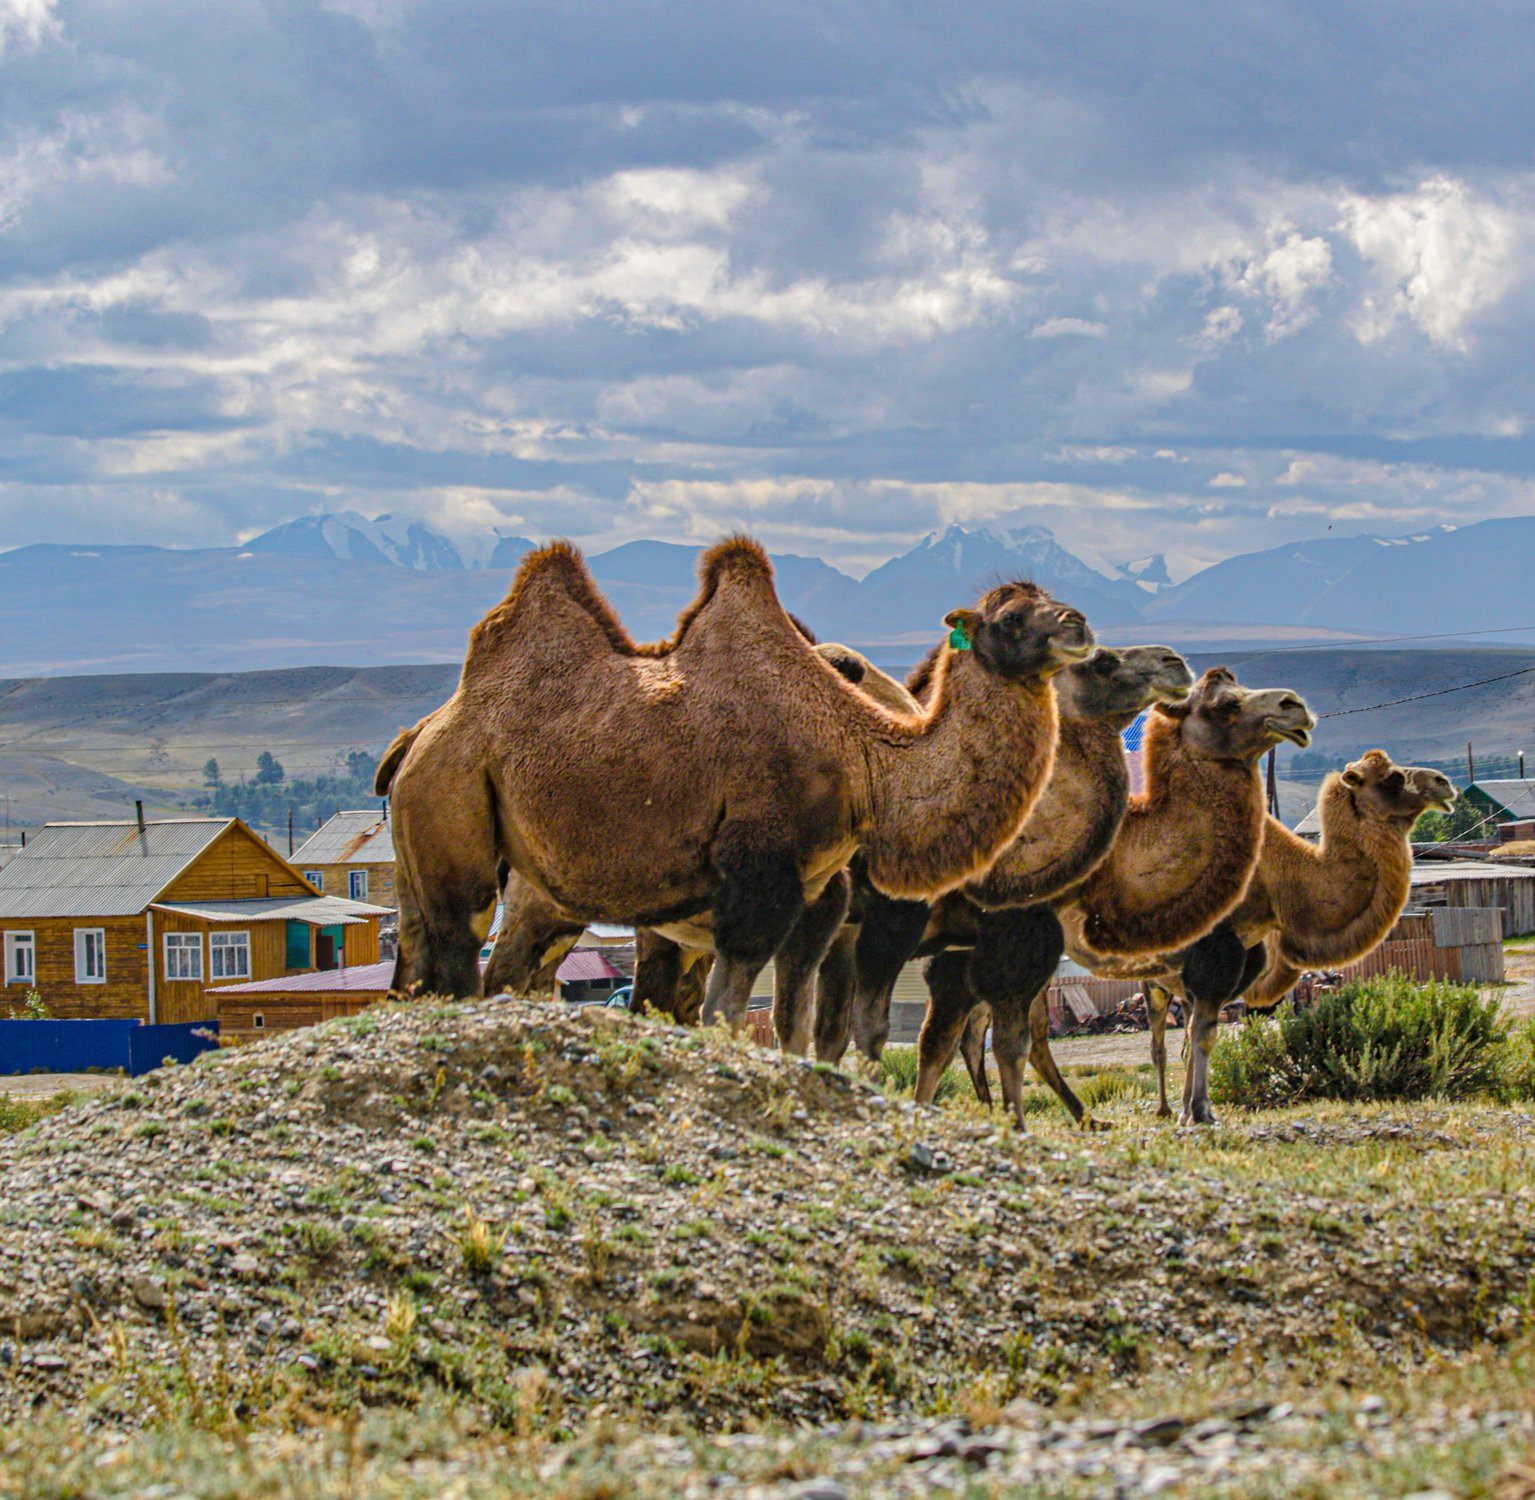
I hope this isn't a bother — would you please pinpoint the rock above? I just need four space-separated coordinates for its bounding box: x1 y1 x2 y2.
904 1142 953 1176
130 1277 166 1312
1134 1416 1187 1447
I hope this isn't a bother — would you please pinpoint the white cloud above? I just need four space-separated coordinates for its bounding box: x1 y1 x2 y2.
1341 175 1525 350
0 0 56 55
1207 471 1247 487
1233 227 1333 337
1030 316 1107 339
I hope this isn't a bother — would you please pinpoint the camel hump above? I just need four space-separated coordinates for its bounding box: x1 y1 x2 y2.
698 534 775 590
470 538 638 665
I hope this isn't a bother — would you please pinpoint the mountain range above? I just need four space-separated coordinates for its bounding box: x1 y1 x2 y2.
1 509 1532 676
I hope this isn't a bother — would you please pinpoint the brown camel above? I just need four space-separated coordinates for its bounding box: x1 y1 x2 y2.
384 538 1094 1016
1057 667 1315 970
813 646 1191 1079
905 645 1197 1126
1141 750 1455 1124
489 642 918 1050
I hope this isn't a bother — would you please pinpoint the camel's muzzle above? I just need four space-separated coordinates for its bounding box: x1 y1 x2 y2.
1268 717 1315 748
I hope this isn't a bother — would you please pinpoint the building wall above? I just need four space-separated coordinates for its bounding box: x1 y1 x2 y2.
162 824 316 903
1 915 152 1022
297 860 397 907
218 990 381 1042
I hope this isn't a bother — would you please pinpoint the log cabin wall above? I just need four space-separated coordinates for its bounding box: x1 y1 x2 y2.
1 915 152 1021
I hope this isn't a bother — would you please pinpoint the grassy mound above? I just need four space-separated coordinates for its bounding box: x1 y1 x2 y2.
2 999 1534 1444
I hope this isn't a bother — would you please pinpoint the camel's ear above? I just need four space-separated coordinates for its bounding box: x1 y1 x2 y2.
1341 767 1364 787
1153 695 1193 720
943 608 982 651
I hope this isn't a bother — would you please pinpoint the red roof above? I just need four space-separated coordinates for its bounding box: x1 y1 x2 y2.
556 948 624 982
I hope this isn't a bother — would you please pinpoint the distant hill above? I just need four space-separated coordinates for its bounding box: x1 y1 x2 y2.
5 647 1534 834
4 510 1535 677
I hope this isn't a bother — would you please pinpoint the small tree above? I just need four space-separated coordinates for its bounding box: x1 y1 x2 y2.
346 749 378 786
202 757 221 788
255 751 285 786
8 990 50 1021
1413 797 1493 844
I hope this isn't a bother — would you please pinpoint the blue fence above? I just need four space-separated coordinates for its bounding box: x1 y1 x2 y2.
0 1019 219 1077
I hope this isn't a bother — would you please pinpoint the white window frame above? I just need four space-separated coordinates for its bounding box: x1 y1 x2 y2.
4 930 35 985
253 1012 265 1030
304 870 324 892
349 869 369 902
164 931 203 981
74 927 107 985
209 929 251 981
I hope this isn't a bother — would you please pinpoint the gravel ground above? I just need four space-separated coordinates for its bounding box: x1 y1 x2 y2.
4 997 1535 1447
0 1071 125 1100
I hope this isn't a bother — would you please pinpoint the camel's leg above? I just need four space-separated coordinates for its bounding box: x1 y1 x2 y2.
482 910 581 999
967 906 1068 1129
850 889 930 1074
958 1006 993 1107
632 930 686 1020
673 952 712 1027
1026 988 1092 1127
774 871 851 1056
1179 921 1249 1126
1147 981 1175 1120
1235 942 1269 998
700 829 803 1031
914 950 973 1105
813 927 857 1062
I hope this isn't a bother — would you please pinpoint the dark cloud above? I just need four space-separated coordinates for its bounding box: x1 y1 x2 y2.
2 1 1535 578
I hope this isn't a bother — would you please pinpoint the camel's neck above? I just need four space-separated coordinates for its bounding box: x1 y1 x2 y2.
1258 780 1416 967
857 652 1058 900
1070 724 1266 957
967 715 1129 909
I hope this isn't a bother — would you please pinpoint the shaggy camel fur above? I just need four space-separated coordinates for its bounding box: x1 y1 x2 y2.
1057 668 1315 971
814 647 1193 1079
484 642 915 1033
384 538 1093 1014
1141 751 1455 1124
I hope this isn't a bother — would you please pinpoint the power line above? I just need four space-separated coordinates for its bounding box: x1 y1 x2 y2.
1317 663 1535 720
1205 622 1535 658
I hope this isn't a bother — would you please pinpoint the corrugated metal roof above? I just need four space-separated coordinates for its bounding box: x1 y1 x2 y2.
1411 860 1535 883
213 960 395 995
291 811 395 866
1471 780 1535 819
152 895 391 926
1293 804 1322 835
557 948 624 982
0 819 233 919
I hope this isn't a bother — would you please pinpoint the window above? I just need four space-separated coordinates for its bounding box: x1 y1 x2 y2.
164 932 202 981
210 930 251 981
3 931 35 985
74 928 106 984
349 870 369 902
285 920 310 969
253 1012 265 1030
304 870 324 892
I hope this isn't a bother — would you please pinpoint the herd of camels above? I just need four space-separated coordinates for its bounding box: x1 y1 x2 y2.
376 536 1456 1127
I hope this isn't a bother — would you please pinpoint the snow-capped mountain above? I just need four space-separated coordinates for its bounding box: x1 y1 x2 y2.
854 523 1148 629
244 511 465 572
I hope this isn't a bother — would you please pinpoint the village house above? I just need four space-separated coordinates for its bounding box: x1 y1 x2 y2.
0 814 388 1025
291 809 396 907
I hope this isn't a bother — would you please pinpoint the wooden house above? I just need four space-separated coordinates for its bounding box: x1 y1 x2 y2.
0 816 388 1025
291 810 396 907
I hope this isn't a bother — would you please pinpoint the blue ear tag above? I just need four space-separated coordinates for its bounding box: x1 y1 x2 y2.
948 622 973 651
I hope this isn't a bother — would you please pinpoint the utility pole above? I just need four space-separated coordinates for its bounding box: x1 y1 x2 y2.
288 806 294 856
1468 741 1476 785
1266 747 1280 819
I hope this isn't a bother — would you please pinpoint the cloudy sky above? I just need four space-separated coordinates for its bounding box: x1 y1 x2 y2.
2 1 1534 579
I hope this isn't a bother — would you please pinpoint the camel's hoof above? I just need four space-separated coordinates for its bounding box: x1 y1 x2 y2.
1154 1105 1173 1121
1080 1116 1113 1133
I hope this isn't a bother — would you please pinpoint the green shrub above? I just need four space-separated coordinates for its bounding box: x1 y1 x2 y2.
1501 1017 1535 1103
1074 1067 1155 1109
1211 973 1508 1109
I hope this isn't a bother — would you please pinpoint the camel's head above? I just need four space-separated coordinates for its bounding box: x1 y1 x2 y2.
1339 750 1456 826
1056 645 1194 727
1158 666 1315 762
944 582 1096 682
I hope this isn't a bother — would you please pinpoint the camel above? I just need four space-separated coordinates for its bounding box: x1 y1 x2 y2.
1138 750 1456 1124
489 642 921 1054
383 538 1095 1018
813 645 1195 1124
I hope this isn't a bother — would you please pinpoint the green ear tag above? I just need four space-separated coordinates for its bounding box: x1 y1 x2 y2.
948 622 973 651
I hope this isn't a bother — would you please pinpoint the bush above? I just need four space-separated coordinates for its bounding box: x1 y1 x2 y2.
1211 973 1508 1109
879 1044 967 1103
1502 1017 1535 1103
